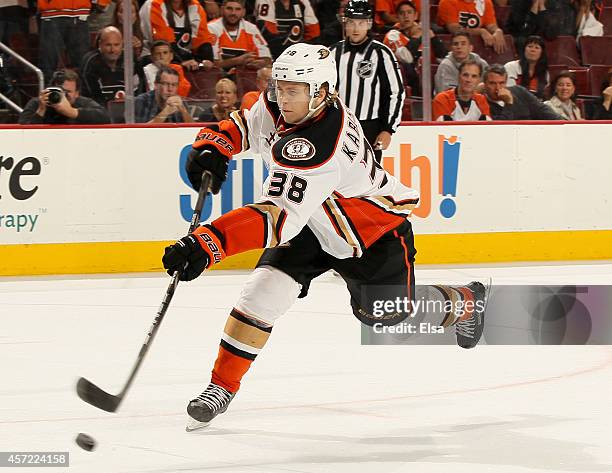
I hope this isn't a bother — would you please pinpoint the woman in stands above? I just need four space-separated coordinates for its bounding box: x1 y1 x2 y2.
504 35 549 99
113 0 145 58
198 77 238 122
544 70 582 119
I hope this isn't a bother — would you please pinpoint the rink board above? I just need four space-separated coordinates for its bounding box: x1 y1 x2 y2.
1 123 611 275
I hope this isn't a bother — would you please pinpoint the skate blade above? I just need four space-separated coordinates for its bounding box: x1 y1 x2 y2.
186 418 211 432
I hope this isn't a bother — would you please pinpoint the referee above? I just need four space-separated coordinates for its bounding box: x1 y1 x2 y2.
330 0 405 163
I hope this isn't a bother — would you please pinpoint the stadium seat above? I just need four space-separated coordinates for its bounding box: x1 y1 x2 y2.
579 36 612 65
588 64 612 95
545 36 581 66
470 34 517 64
185 68 224 99
601 8 612 35
547 65 590 95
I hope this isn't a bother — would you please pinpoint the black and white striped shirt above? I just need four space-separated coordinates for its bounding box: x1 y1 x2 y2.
330 38 405 133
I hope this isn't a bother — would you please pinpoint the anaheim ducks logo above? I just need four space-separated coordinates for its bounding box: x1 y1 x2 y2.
282 138 316 161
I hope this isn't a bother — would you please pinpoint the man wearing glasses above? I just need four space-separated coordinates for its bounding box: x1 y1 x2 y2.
134 66 194 123
19 70 110 125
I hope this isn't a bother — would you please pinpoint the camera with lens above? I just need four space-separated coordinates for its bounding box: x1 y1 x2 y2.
46 86 65 105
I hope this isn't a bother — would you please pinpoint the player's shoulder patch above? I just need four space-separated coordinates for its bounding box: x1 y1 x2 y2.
272 105 343 169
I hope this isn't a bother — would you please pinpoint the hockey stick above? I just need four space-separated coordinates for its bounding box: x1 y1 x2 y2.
76 171 212 413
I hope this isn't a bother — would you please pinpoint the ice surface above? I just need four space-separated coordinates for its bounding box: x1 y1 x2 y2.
2 263 612 473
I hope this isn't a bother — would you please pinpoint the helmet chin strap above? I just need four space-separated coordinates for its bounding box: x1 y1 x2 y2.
294 96 327 125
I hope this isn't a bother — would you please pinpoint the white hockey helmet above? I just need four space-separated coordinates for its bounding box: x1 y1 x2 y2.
271 43 338 102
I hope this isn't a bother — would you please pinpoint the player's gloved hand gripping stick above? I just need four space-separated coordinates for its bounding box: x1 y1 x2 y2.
76 170 213 412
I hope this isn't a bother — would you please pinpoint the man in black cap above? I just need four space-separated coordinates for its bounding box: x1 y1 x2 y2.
330 0 405 163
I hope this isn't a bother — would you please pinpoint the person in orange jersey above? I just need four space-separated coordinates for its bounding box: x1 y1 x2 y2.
209 0 272 71
148 0 215 70
38 0 110 81
437 0 506 53
433 58 491 120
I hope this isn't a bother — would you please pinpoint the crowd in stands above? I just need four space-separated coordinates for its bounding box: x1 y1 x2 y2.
1 0 611 123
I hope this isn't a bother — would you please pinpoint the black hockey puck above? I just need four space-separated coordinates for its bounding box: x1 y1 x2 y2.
75 433 96 451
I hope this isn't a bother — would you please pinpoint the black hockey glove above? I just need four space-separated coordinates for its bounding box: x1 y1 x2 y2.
162 226 226 281
186 146 229 194
162 234 209 281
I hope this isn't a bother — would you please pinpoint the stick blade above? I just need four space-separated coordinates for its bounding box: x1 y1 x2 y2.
76 377 121 412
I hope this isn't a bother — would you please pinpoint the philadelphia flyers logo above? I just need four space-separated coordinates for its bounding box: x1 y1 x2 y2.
458 11 481 28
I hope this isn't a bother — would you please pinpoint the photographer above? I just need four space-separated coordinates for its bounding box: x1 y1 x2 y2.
18 70 111 125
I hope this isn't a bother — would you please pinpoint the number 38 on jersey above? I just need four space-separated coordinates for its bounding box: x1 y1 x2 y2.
266 171 308 204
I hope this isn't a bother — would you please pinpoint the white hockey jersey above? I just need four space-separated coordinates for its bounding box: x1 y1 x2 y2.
193 93 419 259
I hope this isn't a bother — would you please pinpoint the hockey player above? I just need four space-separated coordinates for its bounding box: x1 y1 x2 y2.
162 43 487 431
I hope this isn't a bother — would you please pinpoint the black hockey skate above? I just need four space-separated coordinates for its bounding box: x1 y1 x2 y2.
455 281 489 349
186 383 235 432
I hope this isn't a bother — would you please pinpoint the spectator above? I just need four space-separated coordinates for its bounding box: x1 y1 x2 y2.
135 66 193 122
435 31 488 93
198 77 238 121
144 40 191 96
433 58 491 120
504 35 549 99
80 26 144 106
375 0 421 31
254 0 320 58
437 0 506 53
482 63 563 119
209 0 272 71
19 69 111 124
576 0 603 38
38 0 107 81
240 66 271 109
590 68 612 119
112 0 144 58
544 70 581 119
147 0 215 70
384 1 446 94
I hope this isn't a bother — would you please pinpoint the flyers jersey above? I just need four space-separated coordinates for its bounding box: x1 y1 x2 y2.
255 0 320 57
436 0 497 29
193 94 419 260
149 0 213 53
208 17 271 61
